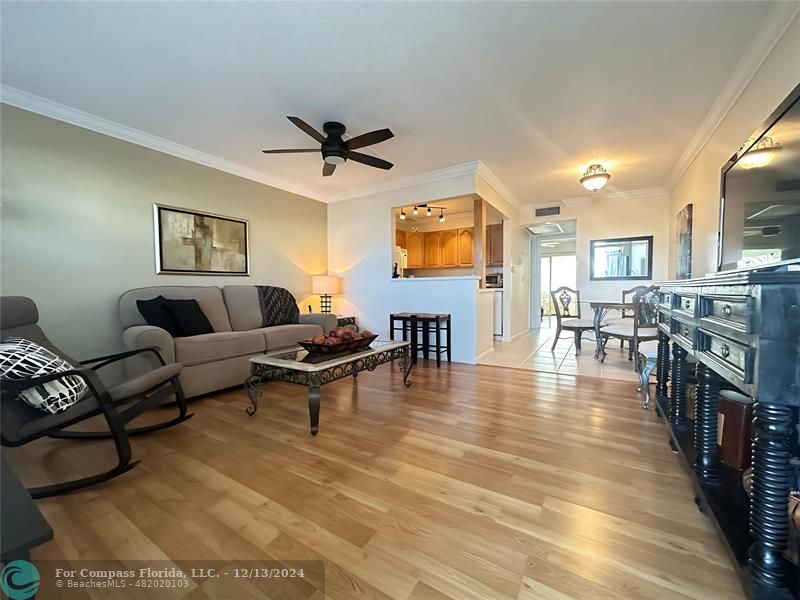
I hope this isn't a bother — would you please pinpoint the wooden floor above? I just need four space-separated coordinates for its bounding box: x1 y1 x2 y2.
5 361 744 600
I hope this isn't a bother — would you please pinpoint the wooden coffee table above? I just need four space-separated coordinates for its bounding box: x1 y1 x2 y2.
245 340 412 435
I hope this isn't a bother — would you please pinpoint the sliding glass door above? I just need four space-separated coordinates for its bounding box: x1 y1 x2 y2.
540 254 577 317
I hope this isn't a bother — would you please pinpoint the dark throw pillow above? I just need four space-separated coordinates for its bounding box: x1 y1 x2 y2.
137 296 180 336
162 298 214 337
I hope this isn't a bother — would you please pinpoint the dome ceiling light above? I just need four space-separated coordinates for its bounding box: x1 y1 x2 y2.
739 137 781 169
579 164 611 192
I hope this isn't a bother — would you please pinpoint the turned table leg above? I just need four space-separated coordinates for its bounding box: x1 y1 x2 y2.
694 363 721 485
749 401 793 590
670 343 688 430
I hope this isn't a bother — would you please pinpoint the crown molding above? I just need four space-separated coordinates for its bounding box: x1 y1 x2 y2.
665 2 800 191
325 160 482 203
474 161 520 209
552 186 667 209
0 85 326 202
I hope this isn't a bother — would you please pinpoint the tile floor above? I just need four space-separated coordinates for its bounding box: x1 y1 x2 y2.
479 318 645 384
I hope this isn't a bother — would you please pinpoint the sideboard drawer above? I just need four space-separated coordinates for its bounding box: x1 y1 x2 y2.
674 293 696 317
699 295 752 332
660 291 673 309
699 329 753 384
672 318 696 350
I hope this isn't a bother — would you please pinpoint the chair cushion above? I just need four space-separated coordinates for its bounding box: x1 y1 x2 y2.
1 392 100 445
137 296 180 336
260 324 324 351
602 324 636 337
107 362 183 402
0 338 87 414
561 318 598 329
174 331 265 367
163 298 214 337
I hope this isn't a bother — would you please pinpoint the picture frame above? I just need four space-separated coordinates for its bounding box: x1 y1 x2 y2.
153 204 250 275
676 203 693 279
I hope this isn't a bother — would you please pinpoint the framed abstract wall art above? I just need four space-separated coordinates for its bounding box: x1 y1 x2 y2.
154 205 249 275
676 203 693 279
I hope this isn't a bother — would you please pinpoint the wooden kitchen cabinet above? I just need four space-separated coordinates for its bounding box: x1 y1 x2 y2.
440 229 458 267
396 229 406 248
406 232 425 268
487 223 503 266
425 232 442 267
457 228 473 267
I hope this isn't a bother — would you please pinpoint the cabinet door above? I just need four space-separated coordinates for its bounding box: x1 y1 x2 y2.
425 232 442 268
458 228 474 267
406 232 425 268
488 224 504 266
440 229 458 267
396 230 407 248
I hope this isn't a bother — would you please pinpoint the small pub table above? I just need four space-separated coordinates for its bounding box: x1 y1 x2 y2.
246 340 412 435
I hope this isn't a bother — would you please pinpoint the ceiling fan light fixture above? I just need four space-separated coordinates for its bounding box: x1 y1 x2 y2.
323 154 346 165
579 164 611 191
739 137 780 169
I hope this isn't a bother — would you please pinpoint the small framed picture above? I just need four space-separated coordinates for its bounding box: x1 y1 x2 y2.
154 204 249 275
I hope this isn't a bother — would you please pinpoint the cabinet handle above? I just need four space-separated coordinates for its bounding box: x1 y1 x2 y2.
720 344 730 358
721 303 732 317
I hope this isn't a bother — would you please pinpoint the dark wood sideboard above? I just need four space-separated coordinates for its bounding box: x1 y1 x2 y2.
655 263 800 599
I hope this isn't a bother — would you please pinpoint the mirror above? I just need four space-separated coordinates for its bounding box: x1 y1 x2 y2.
589 236 653 280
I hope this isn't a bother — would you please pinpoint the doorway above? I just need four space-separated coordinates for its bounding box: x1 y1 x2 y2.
528 219 577 330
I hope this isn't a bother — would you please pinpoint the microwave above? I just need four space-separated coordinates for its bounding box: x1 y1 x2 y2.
485 273 503 288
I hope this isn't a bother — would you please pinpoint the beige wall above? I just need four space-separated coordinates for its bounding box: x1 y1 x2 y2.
523 189 670 310
669 15 800 276
0 105 327 363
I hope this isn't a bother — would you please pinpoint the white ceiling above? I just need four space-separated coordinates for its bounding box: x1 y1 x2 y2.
0 1 780 204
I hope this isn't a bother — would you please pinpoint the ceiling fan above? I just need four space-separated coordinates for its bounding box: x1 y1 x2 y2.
262 116 394 177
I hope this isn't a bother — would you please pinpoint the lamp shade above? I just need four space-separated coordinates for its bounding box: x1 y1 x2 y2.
312 275 340 295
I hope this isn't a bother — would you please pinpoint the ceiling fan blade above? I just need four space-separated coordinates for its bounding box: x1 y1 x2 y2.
346 151 393 170
346 128 394 150
287 116 326 144
322 162 336 177
262 149 318 154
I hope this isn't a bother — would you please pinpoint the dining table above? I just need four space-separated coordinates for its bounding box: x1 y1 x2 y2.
588 300 635 361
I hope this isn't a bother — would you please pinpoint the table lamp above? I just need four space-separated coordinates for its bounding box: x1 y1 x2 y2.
312 275 340 314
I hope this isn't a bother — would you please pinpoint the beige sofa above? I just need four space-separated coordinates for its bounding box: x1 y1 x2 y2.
120 285 336 398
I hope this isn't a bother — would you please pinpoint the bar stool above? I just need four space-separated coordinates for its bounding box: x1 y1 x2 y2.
389 313 451 367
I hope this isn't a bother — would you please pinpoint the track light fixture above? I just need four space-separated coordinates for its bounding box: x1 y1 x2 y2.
398 204 447 222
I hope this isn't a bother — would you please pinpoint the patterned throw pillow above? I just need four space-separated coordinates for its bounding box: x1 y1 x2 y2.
0 337 87 414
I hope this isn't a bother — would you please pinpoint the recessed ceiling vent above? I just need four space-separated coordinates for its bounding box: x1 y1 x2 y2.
534 206 561 217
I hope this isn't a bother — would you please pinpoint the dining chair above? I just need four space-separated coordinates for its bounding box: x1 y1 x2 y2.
549 286 602 356
600 285 659 362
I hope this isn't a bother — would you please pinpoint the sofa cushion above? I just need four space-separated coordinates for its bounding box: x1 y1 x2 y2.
120 287 232 332
174 331 265 367
260 324 323 351
163 298 214 337
221 286 262 331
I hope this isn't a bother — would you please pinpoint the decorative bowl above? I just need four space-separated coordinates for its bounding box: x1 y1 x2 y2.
297 334 378 358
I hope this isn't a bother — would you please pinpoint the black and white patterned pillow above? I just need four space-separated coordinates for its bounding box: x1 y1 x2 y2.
0 337 87 414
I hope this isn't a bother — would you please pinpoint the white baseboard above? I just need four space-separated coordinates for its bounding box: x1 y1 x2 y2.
475 347 495 362
511 328 532 341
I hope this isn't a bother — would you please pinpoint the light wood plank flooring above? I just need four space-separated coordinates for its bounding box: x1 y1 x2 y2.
4 362 744 599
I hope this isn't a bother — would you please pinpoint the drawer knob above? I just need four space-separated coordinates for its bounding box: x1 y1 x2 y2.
720 344 730 358
684 300 691 309
682 328 690 337
721 303 732 317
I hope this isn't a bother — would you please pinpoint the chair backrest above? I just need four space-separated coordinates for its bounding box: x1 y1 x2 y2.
621 285 650 318
632 285 659 342
550 286 581 321
0 296 78 364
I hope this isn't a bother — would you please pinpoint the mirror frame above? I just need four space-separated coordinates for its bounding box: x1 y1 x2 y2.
589 235 654 281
